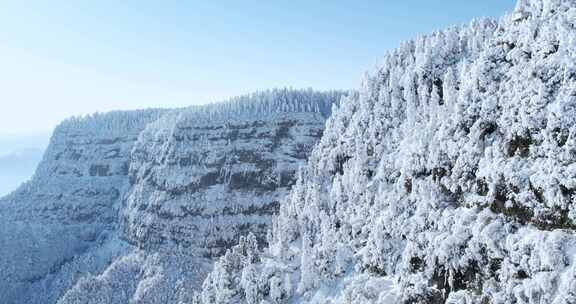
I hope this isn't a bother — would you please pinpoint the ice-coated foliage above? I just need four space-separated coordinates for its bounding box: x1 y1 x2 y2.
197 1 576 303
175 88 342 126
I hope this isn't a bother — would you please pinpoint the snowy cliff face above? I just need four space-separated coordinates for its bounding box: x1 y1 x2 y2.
52 89 344 304
198 1 576 304
0 110 167 304
123 111 328 257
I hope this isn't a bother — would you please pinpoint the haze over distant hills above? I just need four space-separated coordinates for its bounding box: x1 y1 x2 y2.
0 132 49 155
0 133 49 196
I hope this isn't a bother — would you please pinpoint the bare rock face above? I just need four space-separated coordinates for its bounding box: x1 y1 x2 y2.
0 110 167 304
122 111 327 257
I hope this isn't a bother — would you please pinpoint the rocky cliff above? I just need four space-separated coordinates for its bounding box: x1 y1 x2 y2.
123 111 328 257
0 89 343 304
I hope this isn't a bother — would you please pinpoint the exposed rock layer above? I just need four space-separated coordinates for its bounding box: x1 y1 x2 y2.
123 112 328 257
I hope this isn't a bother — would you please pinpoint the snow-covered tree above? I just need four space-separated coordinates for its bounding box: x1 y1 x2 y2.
197 1 576 303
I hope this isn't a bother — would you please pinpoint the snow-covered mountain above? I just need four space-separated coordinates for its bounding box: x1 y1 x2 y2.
57 89 344 304
196 1 576 303
3 0 576 303
0 89 343 304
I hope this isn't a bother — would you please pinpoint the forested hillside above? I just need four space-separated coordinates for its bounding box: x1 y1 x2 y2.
197 1 576 303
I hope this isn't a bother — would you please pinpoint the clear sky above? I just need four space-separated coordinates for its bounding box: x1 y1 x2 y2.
0 1 516 134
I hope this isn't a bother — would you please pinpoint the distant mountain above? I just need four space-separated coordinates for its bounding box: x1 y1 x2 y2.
0 147 44 196
0 148 44 171
0 133 49 156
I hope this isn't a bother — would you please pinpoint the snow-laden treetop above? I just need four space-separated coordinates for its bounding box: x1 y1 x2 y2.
169 88 346 129
51 89 346 141
133 88 347 143
53 109 169 137
515 0 576 19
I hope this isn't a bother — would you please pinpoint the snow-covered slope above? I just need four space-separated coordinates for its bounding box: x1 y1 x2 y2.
56 90 343 304
197 1 576 303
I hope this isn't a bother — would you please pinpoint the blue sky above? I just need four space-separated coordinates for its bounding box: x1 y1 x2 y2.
0 1 515 134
